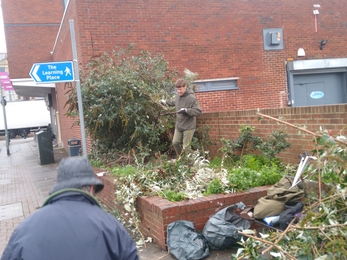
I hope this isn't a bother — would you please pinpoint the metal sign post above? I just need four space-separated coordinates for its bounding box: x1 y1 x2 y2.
1 94 10 155
69 19 87 158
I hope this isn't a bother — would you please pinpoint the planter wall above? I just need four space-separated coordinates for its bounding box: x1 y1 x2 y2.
197 105 347 165
95 174 116 210
96 174 268 250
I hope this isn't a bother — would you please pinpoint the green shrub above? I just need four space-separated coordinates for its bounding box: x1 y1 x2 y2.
209 157 223 169
162 190 187 202
65 45 178 162
240 154 285 171
209 156 238 170
192 125 216 156
233 127 347 259
220 125 290 162
227 154 284 190
89 159 104 168
111 165 137 176
204 178 224 195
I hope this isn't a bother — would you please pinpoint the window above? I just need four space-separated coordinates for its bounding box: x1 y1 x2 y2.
194 77 239 92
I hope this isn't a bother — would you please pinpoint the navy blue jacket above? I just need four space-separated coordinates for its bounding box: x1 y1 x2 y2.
1 189 139 260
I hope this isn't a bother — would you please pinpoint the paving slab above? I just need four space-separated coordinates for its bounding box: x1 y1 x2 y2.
0 203 23 221
0 179 11 185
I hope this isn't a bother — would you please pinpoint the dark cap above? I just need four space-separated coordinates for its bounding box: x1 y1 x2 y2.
50 157 104 194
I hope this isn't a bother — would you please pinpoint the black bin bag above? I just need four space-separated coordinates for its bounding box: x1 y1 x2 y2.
202 202 250 250
167 220 210 260
278 201 304 230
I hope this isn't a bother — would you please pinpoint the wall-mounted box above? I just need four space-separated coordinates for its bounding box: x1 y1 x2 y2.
270 32 281 45
263 28 284 50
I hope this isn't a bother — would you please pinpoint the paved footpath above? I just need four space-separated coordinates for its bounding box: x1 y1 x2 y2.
0 137 236 259
0 136 65 254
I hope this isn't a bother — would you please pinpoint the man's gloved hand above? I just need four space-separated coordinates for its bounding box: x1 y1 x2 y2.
178 108 187 114
160 99 166 105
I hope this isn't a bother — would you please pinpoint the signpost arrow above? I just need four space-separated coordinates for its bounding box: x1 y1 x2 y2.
29 61 74 83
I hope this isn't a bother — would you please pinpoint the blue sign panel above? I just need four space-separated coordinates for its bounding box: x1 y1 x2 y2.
29 61 74 83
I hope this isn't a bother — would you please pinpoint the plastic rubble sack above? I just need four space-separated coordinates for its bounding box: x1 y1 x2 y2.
167 220 210 260
202 202 250 250
278 201 304 230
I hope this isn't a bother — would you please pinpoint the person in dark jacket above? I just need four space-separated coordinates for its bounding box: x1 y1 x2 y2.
1 157 139 260
160 78 202 156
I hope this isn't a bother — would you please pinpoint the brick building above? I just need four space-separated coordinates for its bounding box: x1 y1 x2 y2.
2 0 347 160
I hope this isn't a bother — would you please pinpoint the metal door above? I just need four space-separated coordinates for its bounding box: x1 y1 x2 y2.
292 73 345 107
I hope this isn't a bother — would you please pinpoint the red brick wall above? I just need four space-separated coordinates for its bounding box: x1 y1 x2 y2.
2 0 63 78
96 174 268 250
197 104 347 165
50 1 81 151
47 0 347 150
4 0 347 152
53 0 347 111
51 1 97 152
96 174 117 210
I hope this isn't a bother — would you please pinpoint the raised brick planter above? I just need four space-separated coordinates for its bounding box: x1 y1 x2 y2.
96 173 268 250
94 173 116 210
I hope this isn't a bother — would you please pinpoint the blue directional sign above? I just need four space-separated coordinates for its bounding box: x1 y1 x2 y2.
29 61 74 83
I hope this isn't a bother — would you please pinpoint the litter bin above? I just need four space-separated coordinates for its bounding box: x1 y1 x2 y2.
68 138 81 157
36 131 54 165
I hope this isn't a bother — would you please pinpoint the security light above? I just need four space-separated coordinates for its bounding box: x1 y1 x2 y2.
319 40 328 50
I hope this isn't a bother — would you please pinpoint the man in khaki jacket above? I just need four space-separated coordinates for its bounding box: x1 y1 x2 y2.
161 78 202 156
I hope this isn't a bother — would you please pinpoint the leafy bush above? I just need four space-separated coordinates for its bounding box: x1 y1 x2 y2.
220 125 290 162
162 190 187 201
209 156 223 169
111 165 137 177
240 154 285 171
65 45 178 163
89 159 104 168
206 154 286 191
204 178 224 195
227 164 283 190
192 125 216 156
233 125 347 259
254 129 290 161
226 154 284 190
65 45 215 165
